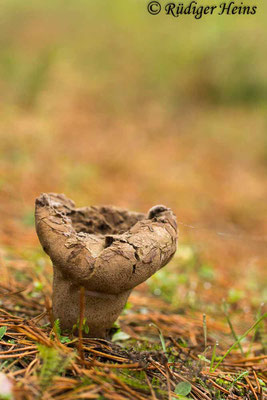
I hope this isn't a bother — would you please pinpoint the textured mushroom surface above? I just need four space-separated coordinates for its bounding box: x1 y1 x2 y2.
35 193 178 338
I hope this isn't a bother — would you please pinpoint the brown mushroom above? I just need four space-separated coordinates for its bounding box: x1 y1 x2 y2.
35 193 178 338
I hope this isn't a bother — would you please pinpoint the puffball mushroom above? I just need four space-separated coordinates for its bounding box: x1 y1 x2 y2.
35 193 178 338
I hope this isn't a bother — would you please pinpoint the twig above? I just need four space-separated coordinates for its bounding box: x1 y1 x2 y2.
78 286 85 362
145 372 157 400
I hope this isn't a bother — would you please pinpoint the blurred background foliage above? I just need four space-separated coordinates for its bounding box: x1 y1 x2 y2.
0 0 266 315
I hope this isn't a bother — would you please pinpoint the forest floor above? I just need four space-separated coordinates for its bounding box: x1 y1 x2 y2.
0 224 266 400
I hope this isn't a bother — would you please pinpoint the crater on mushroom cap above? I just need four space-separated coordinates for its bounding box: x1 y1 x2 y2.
37 192 146 236
67 205 146 235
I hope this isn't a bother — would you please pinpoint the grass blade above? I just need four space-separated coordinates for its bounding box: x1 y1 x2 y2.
211 312 267 372
223 301 244 356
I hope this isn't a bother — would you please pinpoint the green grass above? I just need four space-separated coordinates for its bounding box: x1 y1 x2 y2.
211 312 267 372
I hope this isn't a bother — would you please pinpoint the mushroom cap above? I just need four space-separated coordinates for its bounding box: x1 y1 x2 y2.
35 193 178 294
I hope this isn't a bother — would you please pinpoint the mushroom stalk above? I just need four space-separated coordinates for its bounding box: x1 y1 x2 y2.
35 193 178 338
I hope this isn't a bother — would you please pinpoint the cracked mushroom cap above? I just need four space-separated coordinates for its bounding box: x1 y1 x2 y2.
35 193 178 294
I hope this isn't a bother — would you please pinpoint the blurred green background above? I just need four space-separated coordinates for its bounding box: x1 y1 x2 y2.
1 0 267 110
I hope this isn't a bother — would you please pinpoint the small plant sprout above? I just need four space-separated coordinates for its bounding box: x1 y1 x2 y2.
174 381 193 399
52 319 71 344
203 313 207 350
149 323 167 354
209 341 219 372
0 326 7 340
72 318 89 335
198 313 211 367
35 193 178 338
112 330 130 342
230 371 249 388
